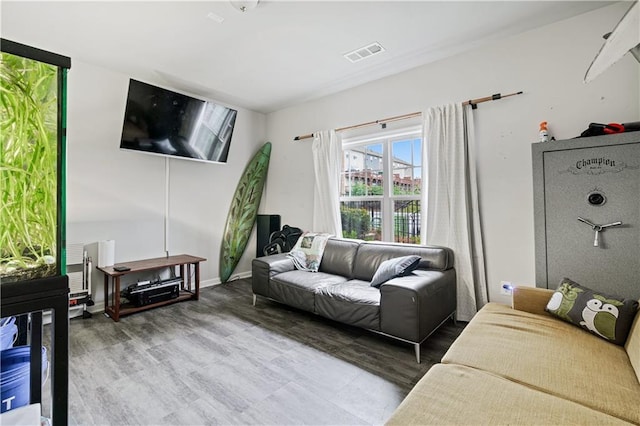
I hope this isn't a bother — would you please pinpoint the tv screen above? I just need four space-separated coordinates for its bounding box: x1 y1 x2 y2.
120 79 237 163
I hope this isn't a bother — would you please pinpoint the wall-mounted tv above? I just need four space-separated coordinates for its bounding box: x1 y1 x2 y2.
120 79 237 164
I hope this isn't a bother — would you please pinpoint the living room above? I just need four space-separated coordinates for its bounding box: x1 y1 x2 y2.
1 1 639 425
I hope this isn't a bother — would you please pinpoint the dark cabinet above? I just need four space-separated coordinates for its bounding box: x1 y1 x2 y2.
1 277 69 424
532 132 640 299
1 39 71 425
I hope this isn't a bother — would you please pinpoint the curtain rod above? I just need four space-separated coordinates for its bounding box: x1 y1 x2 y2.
293 90 523 141
462 91 523 109
293 112 421 141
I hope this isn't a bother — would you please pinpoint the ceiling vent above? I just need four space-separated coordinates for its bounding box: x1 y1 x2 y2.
344 42 385 63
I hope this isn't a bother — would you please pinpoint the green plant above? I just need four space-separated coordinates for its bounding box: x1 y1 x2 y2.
393 185 421 195
0 53 58 278
350 182 383 196
342 229 359 239
340 207 371 239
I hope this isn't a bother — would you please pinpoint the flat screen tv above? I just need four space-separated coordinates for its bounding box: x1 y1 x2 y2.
120 79 237 164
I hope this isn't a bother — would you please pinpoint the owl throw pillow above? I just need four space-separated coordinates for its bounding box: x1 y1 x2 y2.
545 278 639 346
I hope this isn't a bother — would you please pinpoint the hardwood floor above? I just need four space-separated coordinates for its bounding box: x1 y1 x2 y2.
50 278 465 425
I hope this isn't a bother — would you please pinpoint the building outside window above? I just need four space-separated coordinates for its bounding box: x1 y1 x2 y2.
340 126 422 243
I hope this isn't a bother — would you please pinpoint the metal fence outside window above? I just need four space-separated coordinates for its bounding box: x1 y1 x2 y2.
394 200 421 244
340 200 421 243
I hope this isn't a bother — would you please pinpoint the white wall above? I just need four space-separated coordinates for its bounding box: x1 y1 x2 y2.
66 60 267 307
264 3 640 304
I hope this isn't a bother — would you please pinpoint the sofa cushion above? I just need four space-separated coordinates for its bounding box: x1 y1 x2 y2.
353 242 453 281
387 364 630 426
270 271 347 312
625 307 640 385
545 278 639 346
315 280 380 330
318 238 361 278
512 286 555 316
369 255 421 288
441 303 640 425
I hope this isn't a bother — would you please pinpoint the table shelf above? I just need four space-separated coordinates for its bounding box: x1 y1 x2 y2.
98 254 205 322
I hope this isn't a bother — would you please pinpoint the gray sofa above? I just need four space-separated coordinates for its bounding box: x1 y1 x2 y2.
251 238 456 362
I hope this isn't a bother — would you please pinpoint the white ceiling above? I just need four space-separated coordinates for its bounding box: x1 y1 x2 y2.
1 1 617 113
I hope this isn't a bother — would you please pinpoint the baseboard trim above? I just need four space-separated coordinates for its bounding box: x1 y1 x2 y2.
200 270 252 289
86 271 252 315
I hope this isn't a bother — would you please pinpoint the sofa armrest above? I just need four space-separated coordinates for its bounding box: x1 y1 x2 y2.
251 254 295 297
380 269 456 342
512 286 554 316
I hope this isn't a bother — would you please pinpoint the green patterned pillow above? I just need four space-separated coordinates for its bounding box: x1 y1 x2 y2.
545 278 639 346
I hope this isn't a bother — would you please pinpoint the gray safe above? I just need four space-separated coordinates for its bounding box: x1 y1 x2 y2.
532 131 640 300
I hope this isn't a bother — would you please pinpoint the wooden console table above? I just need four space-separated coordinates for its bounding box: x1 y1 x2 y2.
98 254 206 321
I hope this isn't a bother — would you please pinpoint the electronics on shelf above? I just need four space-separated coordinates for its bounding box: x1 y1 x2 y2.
121 278 182 307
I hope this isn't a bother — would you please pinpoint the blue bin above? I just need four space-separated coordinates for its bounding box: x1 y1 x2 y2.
0 345 48 413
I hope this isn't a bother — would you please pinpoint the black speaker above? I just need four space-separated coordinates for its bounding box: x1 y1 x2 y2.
257 214 281 257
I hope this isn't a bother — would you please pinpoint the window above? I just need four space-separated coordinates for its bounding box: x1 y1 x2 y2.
340 126 422 243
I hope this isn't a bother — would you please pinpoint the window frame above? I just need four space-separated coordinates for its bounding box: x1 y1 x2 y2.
341 125 422 242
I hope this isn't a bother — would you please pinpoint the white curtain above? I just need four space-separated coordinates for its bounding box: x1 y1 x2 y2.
312 130 343 236
421 103 488 321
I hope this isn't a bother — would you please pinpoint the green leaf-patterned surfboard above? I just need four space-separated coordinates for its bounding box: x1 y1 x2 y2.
219 142 272 283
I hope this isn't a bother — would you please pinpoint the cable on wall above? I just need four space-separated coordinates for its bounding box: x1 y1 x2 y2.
164 156 170 258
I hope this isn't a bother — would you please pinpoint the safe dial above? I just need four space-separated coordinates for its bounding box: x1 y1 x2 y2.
587 191 606 206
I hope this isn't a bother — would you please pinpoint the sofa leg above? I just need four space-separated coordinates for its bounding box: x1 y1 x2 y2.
252 294 257 306
414 343 421 364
